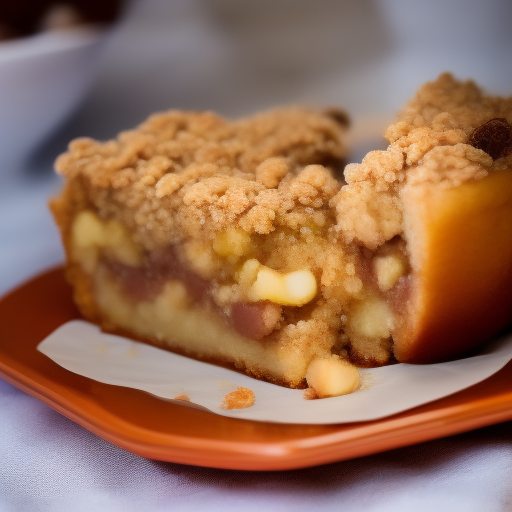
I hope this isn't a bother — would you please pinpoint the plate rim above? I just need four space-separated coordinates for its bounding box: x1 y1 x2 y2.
1 266 511 471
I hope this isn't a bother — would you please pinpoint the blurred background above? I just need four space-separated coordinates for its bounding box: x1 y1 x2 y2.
1 0 512 294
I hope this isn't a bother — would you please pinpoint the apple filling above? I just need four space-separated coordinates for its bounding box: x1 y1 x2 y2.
69 209 415 394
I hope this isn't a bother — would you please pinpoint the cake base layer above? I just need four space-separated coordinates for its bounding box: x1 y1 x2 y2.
91 267 329 388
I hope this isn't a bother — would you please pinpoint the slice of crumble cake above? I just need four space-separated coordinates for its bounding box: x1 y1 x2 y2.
51 75 512 398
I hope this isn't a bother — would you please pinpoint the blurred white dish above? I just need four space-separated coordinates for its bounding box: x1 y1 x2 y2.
0 27 108 169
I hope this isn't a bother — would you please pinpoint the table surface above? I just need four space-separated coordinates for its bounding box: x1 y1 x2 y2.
1 1 512 510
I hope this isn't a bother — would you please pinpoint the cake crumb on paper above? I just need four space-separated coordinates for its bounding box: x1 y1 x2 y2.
303 387 319 400
220 387 255 410
174 394 190 401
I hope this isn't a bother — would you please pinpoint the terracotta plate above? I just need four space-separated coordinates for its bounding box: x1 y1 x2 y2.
1 267 511 471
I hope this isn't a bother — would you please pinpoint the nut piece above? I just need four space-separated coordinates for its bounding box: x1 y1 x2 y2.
468 118 512 160
72 210 106 249
237 259 261 289
72 211 142 270
347 297 393 340
213 228 253 259
250 266 318 306
105 221 142 267
155 280 191 311
374 254 405 291
306 357 361 398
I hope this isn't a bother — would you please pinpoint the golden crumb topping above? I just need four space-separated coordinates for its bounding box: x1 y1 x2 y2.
332 73 512 249
55 107 347 251
56 75 511 257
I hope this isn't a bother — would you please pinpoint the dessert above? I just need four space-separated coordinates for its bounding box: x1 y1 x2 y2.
51 74 512 398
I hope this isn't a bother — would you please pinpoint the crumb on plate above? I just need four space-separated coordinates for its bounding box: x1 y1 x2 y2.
220 387 255 410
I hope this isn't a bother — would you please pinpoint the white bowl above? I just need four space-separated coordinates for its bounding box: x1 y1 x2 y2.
0 27 108 169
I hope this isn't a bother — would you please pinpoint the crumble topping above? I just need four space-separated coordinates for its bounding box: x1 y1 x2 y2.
332 73 512 250
57 75 511 258
56 107 346 250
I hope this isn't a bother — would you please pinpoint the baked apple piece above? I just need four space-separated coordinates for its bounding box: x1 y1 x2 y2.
51 74 512 398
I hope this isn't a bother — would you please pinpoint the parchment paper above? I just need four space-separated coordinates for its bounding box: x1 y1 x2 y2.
37 320 512 424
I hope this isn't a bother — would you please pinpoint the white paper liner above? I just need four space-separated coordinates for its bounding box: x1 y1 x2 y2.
37 320 512 424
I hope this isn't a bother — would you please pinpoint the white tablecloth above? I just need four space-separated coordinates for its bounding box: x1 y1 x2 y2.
1 1 511 510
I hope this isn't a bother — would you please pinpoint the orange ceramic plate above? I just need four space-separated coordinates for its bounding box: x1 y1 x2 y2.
1 267 511 471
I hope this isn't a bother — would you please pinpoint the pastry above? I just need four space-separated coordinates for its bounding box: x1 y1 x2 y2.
51 75 512 397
